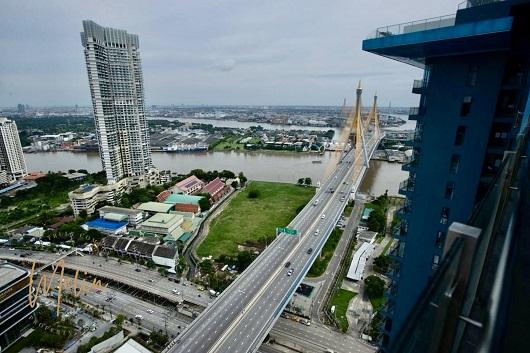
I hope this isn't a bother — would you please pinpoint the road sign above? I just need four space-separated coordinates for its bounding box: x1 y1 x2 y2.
277 227 297 235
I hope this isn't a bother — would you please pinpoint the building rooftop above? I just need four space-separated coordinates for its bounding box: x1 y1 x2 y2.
0 262 28 288
141 213 183 228
202 177 225 195
137 202 173 214
113 338 152 353
127 240 156 256
175 175 204 192
346 242 375 281
153 245 177 259
164 193 203 205
85 218 128 231
99 206 143 216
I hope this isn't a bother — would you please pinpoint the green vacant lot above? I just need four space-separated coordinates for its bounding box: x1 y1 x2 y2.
330 289 357 332
197 181 314 258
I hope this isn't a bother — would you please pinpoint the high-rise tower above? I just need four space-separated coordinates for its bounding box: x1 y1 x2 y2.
0 117 27 183
81 20 152 183
363 0 530 349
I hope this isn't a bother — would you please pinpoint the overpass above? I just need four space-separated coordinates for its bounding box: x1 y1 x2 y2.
165 83 384 353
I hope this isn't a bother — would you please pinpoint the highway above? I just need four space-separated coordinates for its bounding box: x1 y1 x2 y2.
0 249 209 307
166 128 381 353
68 274 373 353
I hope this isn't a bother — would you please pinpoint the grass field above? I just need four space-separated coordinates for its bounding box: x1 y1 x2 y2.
306 227 343 277
212 136 243 151
197 181 315 258
330 289 357 332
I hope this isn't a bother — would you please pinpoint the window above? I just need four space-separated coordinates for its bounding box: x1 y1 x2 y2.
466 65 478 86
454 126 466 146
432 255 440 269
444 182 455 200
460 96 472 116
449 154 460 174
440 207 450 224
435 231 445 249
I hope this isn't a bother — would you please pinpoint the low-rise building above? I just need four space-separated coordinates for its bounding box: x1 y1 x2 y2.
64 172 87 181
173 203 200 214
98 206 144 227
68 179 128 216
202 177 230 203
174 175 204 195
83 218 128 235
346 242 375 282
0 262 37 351
163 193 203 206
8 225 44 241
138 213 184 239
126 240 157 260
357 230 378 244
137 201 173 215
152 245 178 273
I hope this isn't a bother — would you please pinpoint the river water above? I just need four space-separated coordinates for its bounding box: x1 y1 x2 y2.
24 150 408 196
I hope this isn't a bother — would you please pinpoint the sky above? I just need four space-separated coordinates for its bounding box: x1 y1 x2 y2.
0 0 461 107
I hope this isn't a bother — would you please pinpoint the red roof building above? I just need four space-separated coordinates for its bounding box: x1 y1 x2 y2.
173 203 200 214
174 175 204 195
202 177 230 203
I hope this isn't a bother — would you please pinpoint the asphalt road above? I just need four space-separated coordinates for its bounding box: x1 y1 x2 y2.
74 277 373 353
168 132 381 353
0 249 210 307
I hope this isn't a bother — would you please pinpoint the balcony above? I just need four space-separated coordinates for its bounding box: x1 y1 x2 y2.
412 79 428 94
409 106 426 120
370 15 456 39
393 221 408 239
395 203 412 218
398 177 415 195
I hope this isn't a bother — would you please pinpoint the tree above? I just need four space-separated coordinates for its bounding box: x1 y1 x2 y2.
373 255 392 274
236 251 254 271
231 180 239 189
68 169 76 174
78 209 88 220
364 275 385 298
199 260 214 276
304 177 312 186
367 208 386 233
197 194 211 211
297 178 304 185
238 172 247 186
248 189 260 199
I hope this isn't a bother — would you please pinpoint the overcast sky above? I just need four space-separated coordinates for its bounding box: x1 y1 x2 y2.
0 0 460 107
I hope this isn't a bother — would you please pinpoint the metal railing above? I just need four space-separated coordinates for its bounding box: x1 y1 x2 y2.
458 0 505 10
409 106 425 117
371 14 455 39
412 79 428 90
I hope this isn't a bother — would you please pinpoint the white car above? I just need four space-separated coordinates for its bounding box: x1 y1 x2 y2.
321 214 326 219
314 229 320 235
146 309 154 314
135 315 143 320
172 289 181 295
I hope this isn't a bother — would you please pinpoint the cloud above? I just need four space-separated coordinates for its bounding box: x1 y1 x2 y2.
210 58 237 72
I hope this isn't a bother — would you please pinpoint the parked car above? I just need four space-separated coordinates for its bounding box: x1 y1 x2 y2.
307 248 313 254
285 261 291 268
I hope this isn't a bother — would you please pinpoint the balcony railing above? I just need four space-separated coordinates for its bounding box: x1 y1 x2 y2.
371 14 455 39
412 79 429 93
399 178 415 194
409 106 426 119
458 0 505 10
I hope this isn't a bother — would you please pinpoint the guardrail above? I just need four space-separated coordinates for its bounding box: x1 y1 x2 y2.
371 14 455 39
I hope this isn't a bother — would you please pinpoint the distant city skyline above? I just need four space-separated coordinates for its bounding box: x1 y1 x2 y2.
0 0 459 107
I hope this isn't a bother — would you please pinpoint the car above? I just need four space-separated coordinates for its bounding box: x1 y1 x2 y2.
321 214 326 219
146 309 154 314
172 289 181 295
19 254 26 258
314 229 320 235
287 270 293 277
313 199 319 206
8 248 15 251
307 248 313 254
135 268 141 272
285 261 291 268
135 315 143 320
148 279 154 283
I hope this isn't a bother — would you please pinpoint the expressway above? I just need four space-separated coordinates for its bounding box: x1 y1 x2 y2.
166 130 381 353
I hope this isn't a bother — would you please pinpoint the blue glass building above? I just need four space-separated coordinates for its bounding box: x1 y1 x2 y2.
363 0 530 349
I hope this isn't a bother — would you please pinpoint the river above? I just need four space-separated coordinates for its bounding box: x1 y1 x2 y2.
24 150 408 196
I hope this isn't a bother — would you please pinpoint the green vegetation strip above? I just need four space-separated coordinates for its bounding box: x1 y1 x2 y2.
329 289 357 332
307 227 343 277
197 181 314 258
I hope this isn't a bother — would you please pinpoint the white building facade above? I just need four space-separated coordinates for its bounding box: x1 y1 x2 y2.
0 117 27 183
81 20 152 184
